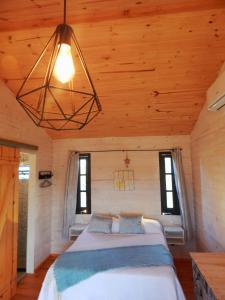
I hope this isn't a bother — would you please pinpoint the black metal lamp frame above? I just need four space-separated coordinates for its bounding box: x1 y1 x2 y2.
16 0 102 131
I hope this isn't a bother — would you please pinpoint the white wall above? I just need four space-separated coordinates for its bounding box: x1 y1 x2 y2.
51 135 193 253
0 80 195 259
0 81 53 267
191 90 225 251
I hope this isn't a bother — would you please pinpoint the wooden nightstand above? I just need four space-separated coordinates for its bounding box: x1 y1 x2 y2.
191 252 225 300
69 223 87 241
164 226 185 245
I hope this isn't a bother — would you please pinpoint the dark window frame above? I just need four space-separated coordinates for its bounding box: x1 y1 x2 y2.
159 152 180 215
76 153 91 214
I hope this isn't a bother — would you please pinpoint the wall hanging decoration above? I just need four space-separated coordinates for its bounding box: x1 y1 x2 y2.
16 0 101 131
39 170 53 188
114 152 135 191
39 170 53 180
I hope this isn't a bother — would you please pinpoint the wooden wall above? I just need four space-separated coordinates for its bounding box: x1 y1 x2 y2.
191 75 225 251
0 80 53 268
51 135 194 253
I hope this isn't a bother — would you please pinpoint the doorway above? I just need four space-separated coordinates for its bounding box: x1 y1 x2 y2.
17 153 30 280
17 150 36 279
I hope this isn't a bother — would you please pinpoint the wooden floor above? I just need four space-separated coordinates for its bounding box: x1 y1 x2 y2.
12 256 194 300
174 259 195 300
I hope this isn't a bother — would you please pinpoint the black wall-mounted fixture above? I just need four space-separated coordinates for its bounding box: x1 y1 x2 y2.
39 171 53 180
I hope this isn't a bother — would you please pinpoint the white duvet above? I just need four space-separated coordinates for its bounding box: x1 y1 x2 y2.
38 220 185 300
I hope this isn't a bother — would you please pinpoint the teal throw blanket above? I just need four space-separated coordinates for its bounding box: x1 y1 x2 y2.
54 244 173 292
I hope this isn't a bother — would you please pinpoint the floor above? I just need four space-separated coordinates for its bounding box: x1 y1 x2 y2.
12 255 194 300
17 271 26 283
174 259 194 299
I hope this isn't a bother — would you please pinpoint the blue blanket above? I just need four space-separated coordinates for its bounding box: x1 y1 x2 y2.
54 244 173 292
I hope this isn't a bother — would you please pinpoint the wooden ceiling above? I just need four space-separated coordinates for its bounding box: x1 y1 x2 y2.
0 0 225 139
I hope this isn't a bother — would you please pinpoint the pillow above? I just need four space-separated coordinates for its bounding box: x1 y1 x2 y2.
142 218 163 234
112 217 162 234
87 214 113 233
112 217 119 233
119 214 145 234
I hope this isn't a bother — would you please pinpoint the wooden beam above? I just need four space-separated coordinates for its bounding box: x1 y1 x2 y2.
0 138 38 150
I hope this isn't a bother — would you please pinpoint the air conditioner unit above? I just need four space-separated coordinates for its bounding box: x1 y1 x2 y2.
207 67 225 111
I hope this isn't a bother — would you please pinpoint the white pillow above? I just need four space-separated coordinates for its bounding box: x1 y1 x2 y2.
112 217 119 233
87 214 112 233
112 217 163 234
119 214 145 234
143 218 163 234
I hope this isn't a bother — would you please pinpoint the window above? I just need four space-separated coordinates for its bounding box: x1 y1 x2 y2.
19 165 30 180
76 153 91 214
159 152 180 215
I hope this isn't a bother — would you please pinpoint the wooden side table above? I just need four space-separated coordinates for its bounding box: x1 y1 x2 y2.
191 252 225 300
163 226 185 245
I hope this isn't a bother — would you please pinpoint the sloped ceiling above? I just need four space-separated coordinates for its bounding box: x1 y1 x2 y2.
0 0 225 138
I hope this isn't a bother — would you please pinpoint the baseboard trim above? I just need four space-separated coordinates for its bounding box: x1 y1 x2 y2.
35 254 59 273
49 253 59 259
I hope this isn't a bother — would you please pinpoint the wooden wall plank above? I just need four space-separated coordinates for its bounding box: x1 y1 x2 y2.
191 69 225 251
0 0 224 32
0 146 19 300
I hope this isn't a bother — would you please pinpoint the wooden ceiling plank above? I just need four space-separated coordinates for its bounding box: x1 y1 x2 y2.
0 0 225 32
0 1 225 138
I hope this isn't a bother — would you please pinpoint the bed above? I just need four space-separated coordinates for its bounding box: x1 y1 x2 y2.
38 218 185 300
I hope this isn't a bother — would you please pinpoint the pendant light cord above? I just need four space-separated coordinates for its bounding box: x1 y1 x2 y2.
63 0 67 24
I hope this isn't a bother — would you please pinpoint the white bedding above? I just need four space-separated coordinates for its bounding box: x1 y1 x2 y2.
38 221 185 300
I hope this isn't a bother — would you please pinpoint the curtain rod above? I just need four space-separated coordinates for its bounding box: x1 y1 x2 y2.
78 148 182 153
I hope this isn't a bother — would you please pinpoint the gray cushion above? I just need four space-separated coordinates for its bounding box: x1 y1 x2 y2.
119 214 145 234
87 214 112 233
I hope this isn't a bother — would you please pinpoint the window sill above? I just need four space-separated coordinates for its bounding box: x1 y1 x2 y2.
161 213 181 216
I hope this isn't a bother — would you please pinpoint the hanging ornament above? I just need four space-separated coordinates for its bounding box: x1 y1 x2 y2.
124 151 130 168
114 151 135 191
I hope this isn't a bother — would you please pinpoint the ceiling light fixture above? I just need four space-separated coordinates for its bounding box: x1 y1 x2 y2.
16 0 102 131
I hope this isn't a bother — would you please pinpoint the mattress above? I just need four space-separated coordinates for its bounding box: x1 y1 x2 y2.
38 220 185 300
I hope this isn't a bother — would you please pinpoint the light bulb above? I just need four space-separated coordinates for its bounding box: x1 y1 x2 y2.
54 43 75 84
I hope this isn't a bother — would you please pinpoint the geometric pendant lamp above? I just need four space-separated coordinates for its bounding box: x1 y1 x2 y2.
16 0 102 131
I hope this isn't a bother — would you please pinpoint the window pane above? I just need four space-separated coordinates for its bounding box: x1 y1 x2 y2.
165 174 172 191
19 166 30 171
76 154 91 215
80 159 86 175
19 166 30 180
80 192 87 207
165 157 172 173
166 192 174 208
80 175 86 191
